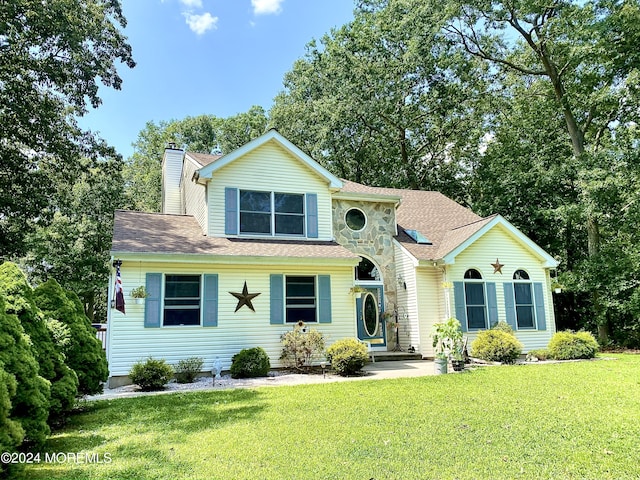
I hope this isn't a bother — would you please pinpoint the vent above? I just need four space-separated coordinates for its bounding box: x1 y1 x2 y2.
404 229 432 245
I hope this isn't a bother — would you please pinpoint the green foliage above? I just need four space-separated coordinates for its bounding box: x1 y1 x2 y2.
33 279 109 395
471 330 523 364
326 339 369 376
547 331 599 360
0 364 24 478
491 320 516 336
431 318 464 360
0 0 134 257
0 294 50 447
230 348 270 379
175 357 205 384
0 262 78 427
280 323 326 371
526 349 550 361
129 358 173 392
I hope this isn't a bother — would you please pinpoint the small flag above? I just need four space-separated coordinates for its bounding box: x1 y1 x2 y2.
115 263 125 314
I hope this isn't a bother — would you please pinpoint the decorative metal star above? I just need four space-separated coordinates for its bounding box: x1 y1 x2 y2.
491 258 504 274
229 281 261 312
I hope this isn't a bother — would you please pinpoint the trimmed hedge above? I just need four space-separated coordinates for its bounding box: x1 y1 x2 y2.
470 330 523 364
129 358 173 391
326 338 369 376
231 347 270 379
547 331 599 360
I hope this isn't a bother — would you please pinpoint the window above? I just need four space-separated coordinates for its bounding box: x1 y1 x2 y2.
355 257 380 282
164 275 201 326
345 208 366 231
239 190 305 236
513 269 535 329
285 276 316 323
464 269 486 329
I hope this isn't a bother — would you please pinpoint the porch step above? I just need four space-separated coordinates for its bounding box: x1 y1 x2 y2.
370 351 423 362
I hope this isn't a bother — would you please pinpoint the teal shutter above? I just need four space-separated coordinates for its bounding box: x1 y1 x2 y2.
144 273 162 328
503 283 517 330
486 282 498 327
270 274 284 324
453 282 467 332
225 187 238 235
306 193 318 238
533 282 547 330
318 275 331 323
203 274 218 327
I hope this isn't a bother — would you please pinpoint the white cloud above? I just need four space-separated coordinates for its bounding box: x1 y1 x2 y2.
184 12 218 35
180 0 203 7
251 0 284 15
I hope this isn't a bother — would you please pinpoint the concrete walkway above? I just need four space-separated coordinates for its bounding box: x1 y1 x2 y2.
86 360 438 401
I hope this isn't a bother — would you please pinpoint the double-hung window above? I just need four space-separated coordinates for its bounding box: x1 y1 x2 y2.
513 269 535 329
285 276 316 323
164 275 201 326
464 269 487 330
239 190 305 236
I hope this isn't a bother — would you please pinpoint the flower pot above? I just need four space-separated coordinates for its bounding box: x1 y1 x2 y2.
451 359 465 372
434 357 448 374
134 298 144 305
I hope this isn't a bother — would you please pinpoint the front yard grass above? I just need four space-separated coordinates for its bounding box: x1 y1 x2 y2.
21 354 640 480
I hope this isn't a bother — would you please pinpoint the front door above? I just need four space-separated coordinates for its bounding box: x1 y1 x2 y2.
356 286 386 347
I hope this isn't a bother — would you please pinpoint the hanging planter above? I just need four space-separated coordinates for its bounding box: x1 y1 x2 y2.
131 286 148 304
349 286 367 298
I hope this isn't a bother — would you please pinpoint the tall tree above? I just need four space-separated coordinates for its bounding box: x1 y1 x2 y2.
271 0 488 198
0 0 134 257
440 0 640 340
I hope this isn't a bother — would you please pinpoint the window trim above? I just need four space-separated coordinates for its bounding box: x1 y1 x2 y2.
285 275 317 324
238 190 306 238
512 269 536 330
162 274 202 327
345 207 367 232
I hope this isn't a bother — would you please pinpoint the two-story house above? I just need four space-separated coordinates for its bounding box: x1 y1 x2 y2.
107 129 558 386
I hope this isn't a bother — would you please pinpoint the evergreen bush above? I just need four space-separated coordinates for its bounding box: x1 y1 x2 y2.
230 347 270 379
174 357 204 383
326 338 369 376
0 263 78 428
0 295 50 446
129 358 173 391
491 320 516 336
34 279 109 395
280 323 325 371
0 364 24 478
547 331 599 360
470 329 523 364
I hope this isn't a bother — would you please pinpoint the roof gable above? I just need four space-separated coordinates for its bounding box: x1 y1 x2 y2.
196 130 343 189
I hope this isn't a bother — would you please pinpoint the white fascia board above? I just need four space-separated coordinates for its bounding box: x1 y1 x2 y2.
332 192 402 204
110 251 360 267
442 215 558 268
392 239 420 267
196 130 343 189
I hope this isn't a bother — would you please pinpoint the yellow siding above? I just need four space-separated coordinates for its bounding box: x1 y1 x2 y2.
107 261 356 379
162 150 183 214
394 243 421 352
447 224 557 352
207 141 333 240
416 267 445 358
182 159 207 232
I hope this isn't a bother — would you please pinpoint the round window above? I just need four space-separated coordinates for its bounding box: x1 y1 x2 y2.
345 208 366 231
362 292 379 337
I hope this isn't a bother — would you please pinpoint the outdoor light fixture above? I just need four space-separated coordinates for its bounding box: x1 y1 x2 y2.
320 361 327 378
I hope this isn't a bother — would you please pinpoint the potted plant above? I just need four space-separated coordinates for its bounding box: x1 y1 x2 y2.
431 318 463 374
130 286 148 304
349 286 367 298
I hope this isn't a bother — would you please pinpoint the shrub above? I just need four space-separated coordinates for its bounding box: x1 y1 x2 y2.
280 323 325 371
491 320 516 336
230 347 270 379
34 279 109 395
326 338 369 376
0 262 77 428
129 358 173 391
470 330 523 364
547 331 599 360
526 349 550 361
0 364 25 478
175 357 204 383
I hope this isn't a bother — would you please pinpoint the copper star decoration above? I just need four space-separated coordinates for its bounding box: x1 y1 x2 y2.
229 281 261 312
491 259 504 274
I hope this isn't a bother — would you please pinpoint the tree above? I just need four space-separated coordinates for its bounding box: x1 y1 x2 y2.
0 0 134 257
440 0 640 340
271 0 488 198
0 365 24 478
0 263 78 427
24 156 124 322
34 279 109 395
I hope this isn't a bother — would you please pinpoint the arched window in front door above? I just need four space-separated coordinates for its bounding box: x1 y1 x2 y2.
355 257 380 282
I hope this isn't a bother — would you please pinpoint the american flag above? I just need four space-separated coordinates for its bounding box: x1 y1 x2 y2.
115 263 125 314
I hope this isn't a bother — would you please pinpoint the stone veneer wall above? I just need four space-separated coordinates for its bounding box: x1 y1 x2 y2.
332 199 399 321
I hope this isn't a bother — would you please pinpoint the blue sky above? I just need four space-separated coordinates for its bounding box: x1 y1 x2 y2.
79 0 355 160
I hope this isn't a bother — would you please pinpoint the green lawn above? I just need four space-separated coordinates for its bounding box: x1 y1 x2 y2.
21 354 640 480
